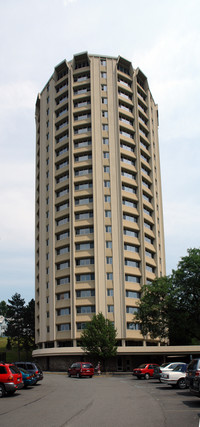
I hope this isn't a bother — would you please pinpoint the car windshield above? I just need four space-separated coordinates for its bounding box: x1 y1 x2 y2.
20 368 29 374
10 365 20 374
82 363 92 368
173 364 187 372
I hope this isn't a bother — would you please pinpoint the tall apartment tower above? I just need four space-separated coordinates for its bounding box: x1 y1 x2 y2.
34 52 165 368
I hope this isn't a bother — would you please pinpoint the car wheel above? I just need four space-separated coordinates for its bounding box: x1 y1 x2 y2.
145 373 150 380
76 373 80 378
90 375 93 378
0 384 5 398
177 378 186 389
68 373 71 377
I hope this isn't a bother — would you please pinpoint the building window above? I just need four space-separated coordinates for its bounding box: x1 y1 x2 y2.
125 275 140 283
105 226 112 233
76 289 95 298
126 306 139 314
104 180 110 188
57 323 71 331
144 221 153 230
127 323 141 330
105 195 111 202
75 167 92 176
121 170 135 180
56 200 69 212
146 265 155 273
122 184 136 194
123 214 137 223
56 246 70 255
125 259 139 268
57 308 70 316
57 261 70 270
101 85 107 91
75 153 92 162
76 242 94 251
124 228 138 238
101 59 106 66
77 322 88 330
102 124 108 131
101 72 107 78
77 305 95 314
56 216 69 226
75 196 93 206
57 277 70 285
76 258 94 266
107 289 114 296
75 227 93 235
75 211 93 220
106 241 112 248
145 250 154 258
124 244 139 253
57 292 70 300
102 97 108 104
57 231 69 240
107 273 113 280
105 210 111 218
126 290 141 299
74 139 92 149
108 305 114 313
103 152 109 159
106 257 112 264
76 273 94 282
75 182 92 191
123 199 137 209
56 188 69 198
103 138 109 145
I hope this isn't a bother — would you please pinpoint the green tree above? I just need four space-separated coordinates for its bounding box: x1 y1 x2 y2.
6 293 25 359
136 248 200 345
81 313 117 370
22 299 35 357
0 300 8 317
135 276 173 342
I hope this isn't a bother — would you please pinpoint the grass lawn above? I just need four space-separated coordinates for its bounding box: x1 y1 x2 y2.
0 337 33 363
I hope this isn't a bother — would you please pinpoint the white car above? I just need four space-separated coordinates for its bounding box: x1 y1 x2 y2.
160 364 187 389
156 362 186 382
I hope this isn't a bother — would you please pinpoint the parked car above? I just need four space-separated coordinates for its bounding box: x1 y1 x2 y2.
132 363 159 380
18 367 37 388
186 359 200 390
188 375 200 397
0 362 23 397
153 362 186 382
160 363 188 389
14 362 43 383
68 362 94 378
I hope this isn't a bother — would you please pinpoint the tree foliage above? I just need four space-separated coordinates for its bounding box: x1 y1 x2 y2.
136 248 200 345
81 313 117 367
6 293 35 358
0 300 8 317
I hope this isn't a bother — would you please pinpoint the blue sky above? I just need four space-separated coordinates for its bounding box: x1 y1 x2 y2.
0 0 200 302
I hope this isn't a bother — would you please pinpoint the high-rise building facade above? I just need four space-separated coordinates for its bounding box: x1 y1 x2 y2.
34 53 165 368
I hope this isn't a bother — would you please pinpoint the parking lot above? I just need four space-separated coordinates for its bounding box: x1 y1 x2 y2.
0 373 200 427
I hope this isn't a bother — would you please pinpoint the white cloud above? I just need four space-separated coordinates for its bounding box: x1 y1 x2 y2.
63 0 77 5
0 161 34 250
0 81 37 111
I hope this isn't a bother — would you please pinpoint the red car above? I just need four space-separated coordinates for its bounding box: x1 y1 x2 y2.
0 363 23 397
133 363 159 380
68 362 94 378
